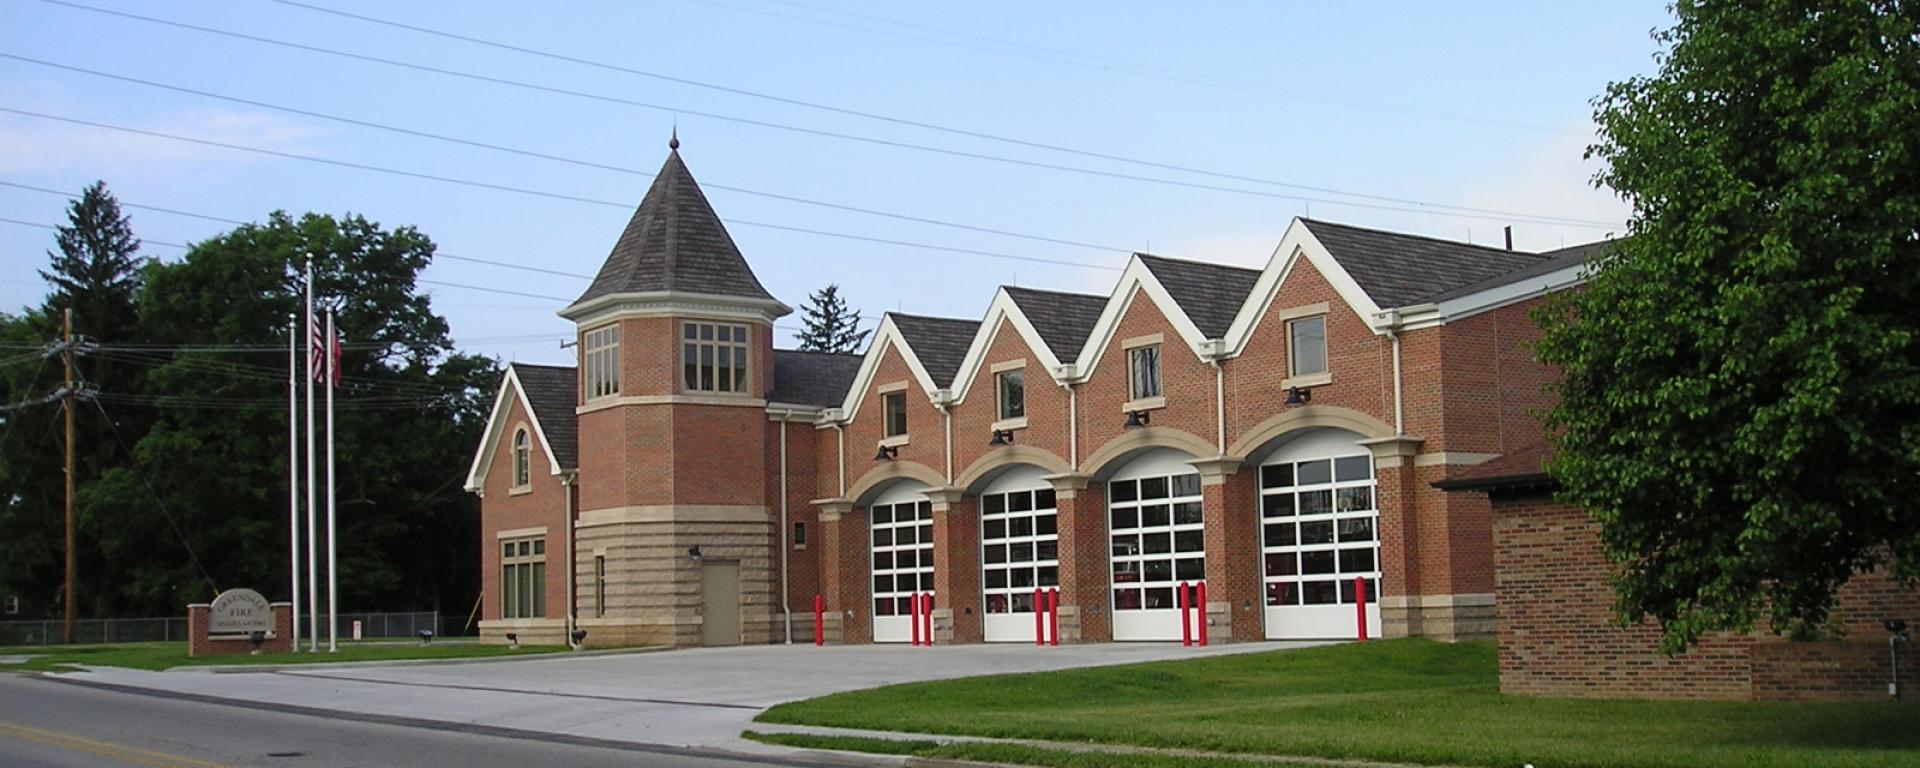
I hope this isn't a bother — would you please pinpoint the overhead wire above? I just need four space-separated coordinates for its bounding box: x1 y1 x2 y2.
30 0 1621 229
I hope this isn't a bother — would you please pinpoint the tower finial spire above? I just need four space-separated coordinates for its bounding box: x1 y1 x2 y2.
669 124 679 151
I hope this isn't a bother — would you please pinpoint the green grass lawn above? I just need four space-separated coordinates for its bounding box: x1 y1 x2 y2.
0 640 564 672
756 639 1919 768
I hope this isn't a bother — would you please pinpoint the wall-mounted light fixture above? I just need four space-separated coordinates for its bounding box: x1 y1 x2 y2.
1123 410 1151 430
1284 386 1313 406
873 444 899 461
988 429 1015 446
687 545 703 562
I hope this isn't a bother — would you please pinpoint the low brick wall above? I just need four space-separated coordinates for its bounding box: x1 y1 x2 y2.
185 602 293 657
1492 492 1917 701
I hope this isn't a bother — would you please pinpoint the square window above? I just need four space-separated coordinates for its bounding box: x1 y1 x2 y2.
874 575 893 594
897 596 914 614
1339 547 1376 574
985 569 1007 589
1129 345 1162 400
1265 552 1297 577
1010 542 1034 563
1174 530 1205 553
1035 489 1056 509
896 549 917 569
1340 577 1380 604
1036 514 1058 536
984 543 1006 564
1010 492 1033 513
1336 487 1374 512
1263 493 1295 518
986 594 1008 614
996 369 1025 421
1011 568 1035 588
1299 490 1334 516
1335 455 1372 482
1175 557 1205 581
883 392 907 437
1114 588 1142 610
1300 520 1336 545
1170 474 1201 498
1037 540 1058 561
873 528 892 547
1144 560 1172 582
1302 581 1339 605
1143 586 1175 609
1338 517 1376 543
1266 582 1298 606
919 524 932 543
1140 477 1169 500
1143 532 1172 554
875 599 894 616
1172 501 1203 525
873 551 892 570
1112 559 1140 581
1301 550 1337 575
1141 504 1170 528
1289 316 1327 377
983 494 1005 515
872 505 893 524
1110 507 1138 530
984 518 1006 539
1264 523 1297 548
1038 566 1059 587
897 525 917 545
1260 464 1294 489
1109 480 1138 503
1011 591 1034 612
531 540 545 555
919 501 934 519
1111 534 1139 558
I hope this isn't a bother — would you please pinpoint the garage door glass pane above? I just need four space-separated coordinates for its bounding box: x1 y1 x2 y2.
872 500 934 616
981 484 1059 614
1260 451 1380 607
1109 469 1205 613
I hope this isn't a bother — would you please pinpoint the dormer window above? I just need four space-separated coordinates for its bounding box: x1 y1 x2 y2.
996 369 1025 421
1288 316 1327 377
1129 344 1162 401
583 324 621 400
684 322 750 393
511 428 531 488
883 391 908 438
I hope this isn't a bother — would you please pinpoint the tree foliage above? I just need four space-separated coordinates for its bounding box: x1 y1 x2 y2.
1537 0 1920 651
795 284 869 353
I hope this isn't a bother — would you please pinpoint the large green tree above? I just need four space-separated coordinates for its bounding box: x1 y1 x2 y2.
86 211 496 616
1537 0 1920 651
795 284 869 354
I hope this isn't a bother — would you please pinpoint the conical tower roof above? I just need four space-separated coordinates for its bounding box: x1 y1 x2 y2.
566 143 779 313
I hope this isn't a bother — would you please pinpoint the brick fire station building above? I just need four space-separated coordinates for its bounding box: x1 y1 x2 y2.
464 141 1583 649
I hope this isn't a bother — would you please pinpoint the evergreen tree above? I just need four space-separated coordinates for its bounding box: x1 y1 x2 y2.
795 284 869 353
42 181 146 336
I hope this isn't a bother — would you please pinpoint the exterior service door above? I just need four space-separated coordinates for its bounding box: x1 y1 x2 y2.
1258 429 1382 639
979 465 1060 642
869 482 934 643
699 561 742 647
1106 449 1206 641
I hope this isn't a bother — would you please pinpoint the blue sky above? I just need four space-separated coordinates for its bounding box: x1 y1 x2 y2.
2 1 1669 365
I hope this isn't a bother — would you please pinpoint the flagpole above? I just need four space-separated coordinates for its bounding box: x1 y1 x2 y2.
288 314 301 652
325 307 338 653
304 255 319 652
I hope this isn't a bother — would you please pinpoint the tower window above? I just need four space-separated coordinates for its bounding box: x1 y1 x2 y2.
583 324 621 400
684 322 750 393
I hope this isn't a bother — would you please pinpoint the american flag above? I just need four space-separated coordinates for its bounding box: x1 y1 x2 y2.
310 314 341 385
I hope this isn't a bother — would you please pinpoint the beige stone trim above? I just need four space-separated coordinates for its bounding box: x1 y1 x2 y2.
1121 333 1164 349
1357 435 1426 469
577 394 767 415
1413 451 1501 467
922 486 967 507
1377 593 1495 609
1274 302 1331 323
1122 395 1166 412
954 446 1073 493
1041 472 1091 500
990 416 1029 432
478 618 567 629
989 359 1027 373
1227 406 1398 459
1080 426 1216 478
508 485 533 496
575 505 769 528
877 380 910 394
496 526 548 539
1187 456 1242 486
1280 371 1333 389
811 498 853 522
879 434 911 448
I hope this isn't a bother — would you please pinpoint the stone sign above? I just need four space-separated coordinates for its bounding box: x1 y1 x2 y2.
207 588 274 635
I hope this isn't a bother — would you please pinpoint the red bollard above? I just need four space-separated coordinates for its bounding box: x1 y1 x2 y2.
923 593 935 646
1355 576 1369 642
1179 581 1192 647
1048 588 1060 647
1196 581 1209 647
911 594 923 646
813 594 824 646
1033 588 1045 646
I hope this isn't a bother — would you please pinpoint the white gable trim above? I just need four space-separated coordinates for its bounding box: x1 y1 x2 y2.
464 365 565 493
947 289 1069 405
834 314 945 421
1221 219 1386 356
1387 263 1588 331
1070 256 1215 381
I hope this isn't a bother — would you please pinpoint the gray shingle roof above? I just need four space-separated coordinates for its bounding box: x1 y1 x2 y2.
510 362 578 471
888 313 979 389
1422 238 1614 303
1004 286 1106 362
572 149 776 307
1301 219 1548 309
770 349 862 407
1136 254 1262 338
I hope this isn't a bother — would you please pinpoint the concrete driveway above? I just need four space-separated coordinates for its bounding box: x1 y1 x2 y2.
66 641 1320 753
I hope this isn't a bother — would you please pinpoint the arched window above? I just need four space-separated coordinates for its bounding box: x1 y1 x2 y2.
512 428 531 487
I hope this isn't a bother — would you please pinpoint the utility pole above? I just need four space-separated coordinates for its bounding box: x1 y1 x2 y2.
62 308 76 645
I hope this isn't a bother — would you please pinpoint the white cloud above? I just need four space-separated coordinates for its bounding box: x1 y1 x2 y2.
0 108 325 175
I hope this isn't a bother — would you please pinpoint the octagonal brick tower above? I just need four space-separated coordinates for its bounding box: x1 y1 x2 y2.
559 137 792 647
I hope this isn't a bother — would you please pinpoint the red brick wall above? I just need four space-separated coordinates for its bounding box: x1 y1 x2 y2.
1493 491 1919 701
1077 288 1217 470
187 603 293 657
478 395 568 623
949 317 1071 475
767 414 823 627
846 343 945 477
1226 257 1392 438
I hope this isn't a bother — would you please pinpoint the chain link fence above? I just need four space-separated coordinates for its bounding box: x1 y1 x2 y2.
0 611 442 646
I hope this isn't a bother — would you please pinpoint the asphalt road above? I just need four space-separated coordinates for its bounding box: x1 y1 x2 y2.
0 675 855 768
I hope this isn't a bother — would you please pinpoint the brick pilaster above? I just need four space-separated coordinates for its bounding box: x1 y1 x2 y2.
929 489 982 643
1053 480 1111 642
1201 468 1263 641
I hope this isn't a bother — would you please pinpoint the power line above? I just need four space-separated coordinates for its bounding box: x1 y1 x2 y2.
86 396 220 593
32 0 1621 229
0 108 1125 273
0 54 1136 255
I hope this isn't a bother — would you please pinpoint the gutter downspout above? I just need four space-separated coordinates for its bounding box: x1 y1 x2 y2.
939 400 954 484
1066 383 1078 471
562 471 577 648
778 410 792 644
1210 357 1226 455
1388 324 1405 434
834 423 846 497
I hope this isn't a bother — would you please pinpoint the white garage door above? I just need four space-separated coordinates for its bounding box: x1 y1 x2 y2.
979 465 1060 642
1107 449 1206 641
1259 429 1381 639
869 482 933 643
